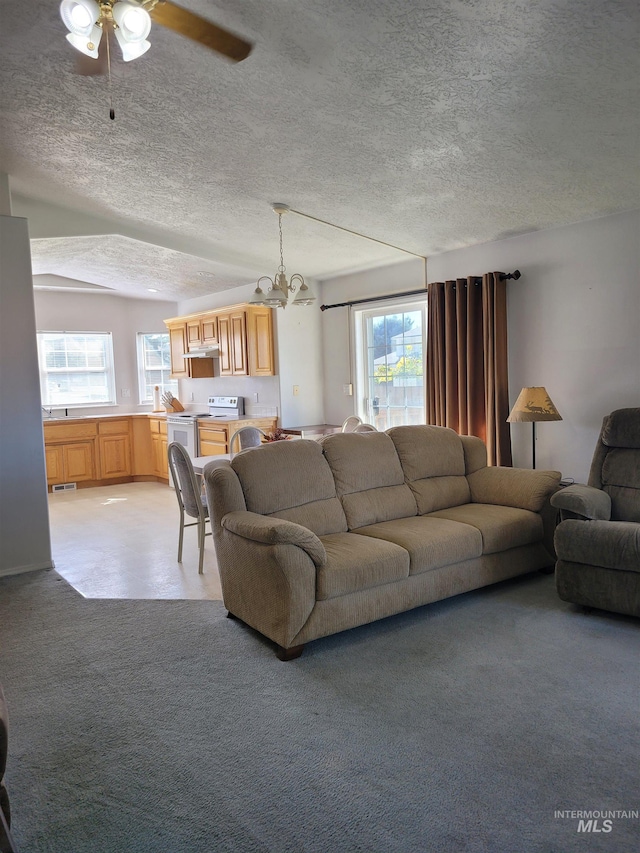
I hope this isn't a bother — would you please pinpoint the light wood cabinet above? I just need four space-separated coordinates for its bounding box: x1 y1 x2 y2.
167 322 215 379
97 420 132 479
164 304 276 378
247 306 275 376
43 421 98 486
217 310 249 376
197 417 278 456
198 425 229 456
44 440 95 485
149 417 168 478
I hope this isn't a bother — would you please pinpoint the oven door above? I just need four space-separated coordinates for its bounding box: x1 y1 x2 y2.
166 418 198 460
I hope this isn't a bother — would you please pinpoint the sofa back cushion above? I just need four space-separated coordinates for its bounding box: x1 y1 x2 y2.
231 440 348 536
321 432 417 529
388 425 471 514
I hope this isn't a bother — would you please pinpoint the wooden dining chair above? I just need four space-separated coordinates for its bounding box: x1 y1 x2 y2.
167 442 210 574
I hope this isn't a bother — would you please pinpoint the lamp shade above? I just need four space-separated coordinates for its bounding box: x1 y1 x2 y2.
507 387 562 423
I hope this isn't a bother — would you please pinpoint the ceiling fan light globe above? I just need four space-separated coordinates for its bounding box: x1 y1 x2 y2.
115 28 151 61
60 0 100 36
65 27 102 58
112 2 152 43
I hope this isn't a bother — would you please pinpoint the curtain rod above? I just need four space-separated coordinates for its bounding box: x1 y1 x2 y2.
319 270 521 312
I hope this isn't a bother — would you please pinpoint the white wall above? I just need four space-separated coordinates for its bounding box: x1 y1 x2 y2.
0 216 53 576
428 210 640 480
34 291 178 417
179 281 324 427
321 258 426 425
321 211 640 482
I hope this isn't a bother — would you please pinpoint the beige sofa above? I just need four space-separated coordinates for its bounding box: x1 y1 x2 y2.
204 426 561 659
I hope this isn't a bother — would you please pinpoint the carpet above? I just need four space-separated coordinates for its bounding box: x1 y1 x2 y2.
0 569 638 852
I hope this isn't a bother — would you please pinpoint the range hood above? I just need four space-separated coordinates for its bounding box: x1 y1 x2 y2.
183 344 220 359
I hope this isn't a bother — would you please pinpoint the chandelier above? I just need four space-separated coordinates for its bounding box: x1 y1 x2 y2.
250 204 316 309
59 0 152 62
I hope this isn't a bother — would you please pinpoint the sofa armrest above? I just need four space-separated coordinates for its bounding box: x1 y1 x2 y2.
221 511 327 568
467 467 562 512
550 484 611 521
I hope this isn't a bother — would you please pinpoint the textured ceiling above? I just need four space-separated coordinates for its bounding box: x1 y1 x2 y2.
1 0 639 301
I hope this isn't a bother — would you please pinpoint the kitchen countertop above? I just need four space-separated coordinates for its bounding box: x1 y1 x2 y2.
42 411 170 423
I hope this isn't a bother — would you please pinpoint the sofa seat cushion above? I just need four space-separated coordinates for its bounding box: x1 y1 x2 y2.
322 432 417 529
555 519 640 572
427 503 543 554
316 532 410 600
354 516 482 575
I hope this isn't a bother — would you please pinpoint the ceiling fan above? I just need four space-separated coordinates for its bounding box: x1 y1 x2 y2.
60 0 253 75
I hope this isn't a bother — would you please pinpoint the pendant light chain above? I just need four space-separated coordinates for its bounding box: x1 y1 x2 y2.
278 213 286 276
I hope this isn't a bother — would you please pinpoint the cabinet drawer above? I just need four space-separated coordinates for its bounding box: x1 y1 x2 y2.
199 427 228 442
98 419 131 435
149 418 167 435
199 440 229 456
44 422 98 441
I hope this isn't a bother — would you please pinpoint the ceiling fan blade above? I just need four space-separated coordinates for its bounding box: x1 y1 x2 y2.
149 1 253 62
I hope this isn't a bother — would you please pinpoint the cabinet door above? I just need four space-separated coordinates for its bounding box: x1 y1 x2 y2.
159 436 168 478
186 320 202 350
217 314 233 375
168 325 189 378
230 310 248 375
98 434 132 479
63 441 95 482
201 315 218 344
45 445 65 485
247 306 275 376
152 433 169 478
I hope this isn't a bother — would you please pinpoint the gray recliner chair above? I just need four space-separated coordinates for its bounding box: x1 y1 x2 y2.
551 407 640 617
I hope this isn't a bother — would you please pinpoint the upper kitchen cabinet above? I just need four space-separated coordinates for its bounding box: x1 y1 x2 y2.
246 305 275 376
165 305 276 378
186 315 218 350
166 321 215 379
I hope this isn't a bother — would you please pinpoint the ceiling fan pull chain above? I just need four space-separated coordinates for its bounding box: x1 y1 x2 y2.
106 22 115 120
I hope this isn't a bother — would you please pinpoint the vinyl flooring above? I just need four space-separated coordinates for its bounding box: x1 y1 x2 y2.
47 481 223 600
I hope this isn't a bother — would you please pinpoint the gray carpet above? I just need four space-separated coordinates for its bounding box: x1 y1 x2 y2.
0 569 638 853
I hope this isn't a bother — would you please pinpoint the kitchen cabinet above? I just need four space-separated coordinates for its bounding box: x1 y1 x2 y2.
197 417 277 456
198 425 229 457
167 322 215 380
149 417 168 479
217 310 248 376
45 442 95 485
186 315 218 350
164 304 276 378
97 420 132 479
246 305 275 376
43 421 97 486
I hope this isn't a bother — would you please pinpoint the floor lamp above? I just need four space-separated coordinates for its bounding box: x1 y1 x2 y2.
507 387 562 469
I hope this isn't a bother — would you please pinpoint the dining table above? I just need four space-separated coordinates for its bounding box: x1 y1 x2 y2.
191 454 231 475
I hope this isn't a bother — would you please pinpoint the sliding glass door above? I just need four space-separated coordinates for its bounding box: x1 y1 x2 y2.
354 300 426 429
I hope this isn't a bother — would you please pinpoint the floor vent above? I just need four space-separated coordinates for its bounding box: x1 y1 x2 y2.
52 483 77 492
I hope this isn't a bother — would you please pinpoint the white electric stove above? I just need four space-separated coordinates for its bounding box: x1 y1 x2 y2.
166 396 244 459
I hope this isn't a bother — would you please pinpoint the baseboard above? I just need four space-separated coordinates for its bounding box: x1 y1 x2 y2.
0 560 55 578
